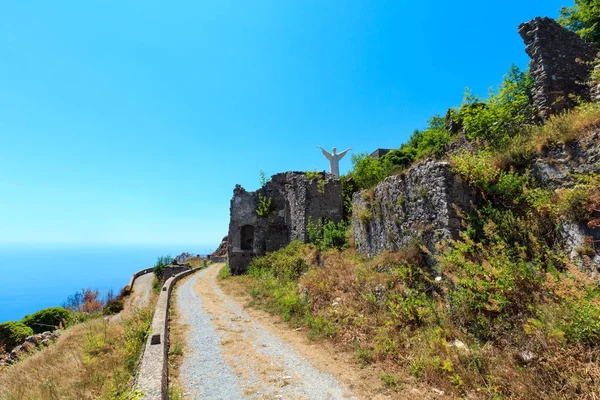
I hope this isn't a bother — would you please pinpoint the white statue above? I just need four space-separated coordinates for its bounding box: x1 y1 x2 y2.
316 146 351 177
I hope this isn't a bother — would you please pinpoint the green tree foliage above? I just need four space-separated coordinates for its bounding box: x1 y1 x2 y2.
457 65 534 147
153 254 172 280
384 116 452 169
0 321 34 350
22 307 71 334
559 0 600 45
350 153 395 190
348 116 452 192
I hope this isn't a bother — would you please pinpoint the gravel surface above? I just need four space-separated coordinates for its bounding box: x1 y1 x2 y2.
176 264 356 400
130 272 154 309
111 272 155 322
177 269 245 399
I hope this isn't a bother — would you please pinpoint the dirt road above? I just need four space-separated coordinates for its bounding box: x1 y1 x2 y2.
175 263 357 400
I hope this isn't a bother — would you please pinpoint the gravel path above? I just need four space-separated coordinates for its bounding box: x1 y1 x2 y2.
111 271 155 322
177 268 246 399
129 272 154 309
176 264 356 400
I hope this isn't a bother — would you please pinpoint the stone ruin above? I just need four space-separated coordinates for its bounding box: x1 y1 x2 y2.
352 160 479 258
519 17 599 119
228 172 343 274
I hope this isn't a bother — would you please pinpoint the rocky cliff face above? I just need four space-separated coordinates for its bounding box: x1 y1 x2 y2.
352 161 479 257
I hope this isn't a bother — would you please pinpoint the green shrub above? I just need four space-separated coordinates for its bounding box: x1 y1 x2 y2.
350 153 395 190
248 241 309 283
103 299 124 315
451 151 499 192
256 193 274 217
218 264 231 280
307 218 349 250
22 307 71 334
0 321 34 350
456 65 534 148
340 174 359 218
153 254 172 280
306 171 326 193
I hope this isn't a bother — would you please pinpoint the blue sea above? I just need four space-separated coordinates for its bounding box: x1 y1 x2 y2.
0 244 212 323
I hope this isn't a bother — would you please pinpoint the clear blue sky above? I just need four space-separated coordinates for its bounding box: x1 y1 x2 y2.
0 0 569 249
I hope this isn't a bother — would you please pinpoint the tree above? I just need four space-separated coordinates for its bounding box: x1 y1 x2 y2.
350 153 394 190
559 0 600 45
457 65 534 147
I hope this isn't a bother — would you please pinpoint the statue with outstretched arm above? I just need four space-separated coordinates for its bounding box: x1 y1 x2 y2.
316 146 352 177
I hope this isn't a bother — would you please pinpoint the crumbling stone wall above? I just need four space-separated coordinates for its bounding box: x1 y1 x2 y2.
519 17 599 119
352 161 479 257
228 172 343 274
531 131 600 189
530 131 600 273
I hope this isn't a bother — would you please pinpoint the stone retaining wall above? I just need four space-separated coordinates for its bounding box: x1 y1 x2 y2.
125 267 154 294
136 267 202 400
209 255 227 263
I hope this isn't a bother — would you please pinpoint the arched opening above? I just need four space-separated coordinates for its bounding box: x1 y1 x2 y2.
240 225 255 251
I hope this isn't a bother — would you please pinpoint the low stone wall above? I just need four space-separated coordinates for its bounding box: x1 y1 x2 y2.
136 267 202 400
163 265 190 281
209 255 227 263
125 267 154 293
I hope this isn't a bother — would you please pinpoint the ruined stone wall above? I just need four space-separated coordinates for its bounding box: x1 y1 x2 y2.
352 161 478 257
285 172 343 242
519 17 599 119
228 172 343 274
529 132 600 273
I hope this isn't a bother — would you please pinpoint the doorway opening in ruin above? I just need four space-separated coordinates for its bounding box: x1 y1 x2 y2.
240 225 255 251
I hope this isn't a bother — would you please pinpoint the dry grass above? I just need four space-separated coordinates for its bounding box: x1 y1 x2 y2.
239 241 600 399
185 257 208 268
167 285 186 400
0 303 153 400
493 102 600 169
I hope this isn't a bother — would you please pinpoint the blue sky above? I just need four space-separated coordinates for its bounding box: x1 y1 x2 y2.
0 0 569 250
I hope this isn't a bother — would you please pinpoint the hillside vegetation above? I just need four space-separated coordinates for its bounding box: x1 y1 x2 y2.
232 4 600 398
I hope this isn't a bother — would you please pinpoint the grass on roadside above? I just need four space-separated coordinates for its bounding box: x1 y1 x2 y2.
0 307 152 400
167 287 186 400
218 264 231 280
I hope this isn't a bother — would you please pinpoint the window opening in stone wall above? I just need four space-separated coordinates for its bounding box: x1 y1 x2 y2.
240 225 255 250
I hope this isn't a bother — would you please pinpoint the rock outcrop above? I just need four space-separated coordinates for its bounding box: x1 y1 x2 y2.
531 131 600 188
0 331 60 366
228 172 343 274
529 131 600 273
211 236 228 257
352 161 479 257
519 17 599 119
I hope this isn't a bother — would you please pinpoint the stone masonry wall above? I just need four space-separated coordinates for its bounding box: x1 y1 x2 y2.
228 172 343 274
352 161 478 257
519 17 599 119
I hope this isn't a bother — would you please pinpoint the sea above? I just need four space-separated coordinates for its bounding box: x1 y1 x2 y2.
0 244 213 323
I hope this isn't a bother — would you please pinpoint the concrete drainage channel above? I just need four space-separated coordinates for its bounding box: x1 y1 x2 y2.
136 267 203 400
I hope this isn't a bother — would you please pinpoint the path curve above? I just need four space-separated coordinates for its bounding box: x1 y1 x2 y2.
176 263 356 400
129 272 154 310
